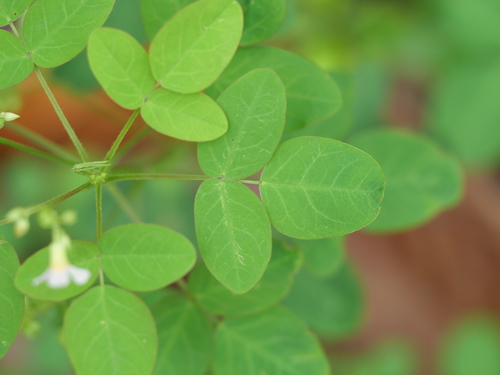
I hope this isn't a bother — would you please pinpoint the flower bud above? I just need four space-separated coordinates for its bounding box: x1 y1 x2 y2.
60 210 77 226
6 207 30 238
2 112 20 122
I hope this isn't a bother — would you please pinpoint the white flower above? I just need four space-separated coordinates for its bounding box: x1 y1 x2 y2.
32 233 91 289
32 264 91 289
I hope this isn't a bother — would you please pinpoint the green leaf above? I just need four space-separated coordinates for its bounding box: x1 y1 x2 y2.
206 46 341 132
0 0 32 26
149 0 243 93
260 136 385 239
195 179 271 294
350 129 464 232
295 237 345 277
283 72 354 142
15 240 99 301
213 307 330 375
88 28 156 110
141 88 228 142
198 68 286 179
23 0 115 67
237 0 286 45
0 238 24 359
152 293 212 375
99 223 196 291
283 264 364 339
0 30 33 90
140 0 195 41
64 285 157 375
427 61 500 168
189 241 301 316
439 317 500 375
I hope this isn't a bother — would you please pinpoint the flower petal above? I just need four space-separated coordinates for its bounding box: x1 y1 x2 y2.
32 269 51 286
68 265 91 286
47 268 71 289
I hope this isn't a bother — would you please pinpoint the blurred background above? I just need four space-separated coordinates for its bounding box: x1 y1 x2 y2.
1 0 500 374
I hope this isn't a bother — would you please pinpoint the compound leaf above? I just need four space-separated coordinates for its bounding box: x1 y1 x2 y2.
149 0 243 93
198 68 286 179
23 0 115 67
260 136 385 239
0 0 32 26
99 224 196 291
213 307 330 375
141 88 228 142
237 0 286 46
64 285 157 375
0 30 33 90
152 294 212 375
88 28 156 110
0 238 24 359
350 129 463 232
195 179 271 294
189 241 300 316
15 240 99 301
206 46 341 132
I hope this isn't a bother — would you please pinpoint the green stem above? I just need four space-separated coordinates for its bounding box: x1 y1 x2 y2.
108 173 212 183
104 109 140 164
6 122 79 162
9 21 21 38
240 179 261 185
0 182 92 226
0 137 75 166
33 66 89 162
113 127 151 163
95 183 103 241
106 183 141 223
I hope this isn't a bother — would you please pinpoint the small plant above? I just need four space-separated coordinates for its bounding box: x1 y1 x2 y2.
0 0 467 374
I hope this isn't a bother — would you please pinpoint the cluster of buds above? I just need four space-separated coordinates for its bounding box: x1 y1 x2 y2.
6 207 30 238
0 111 20 129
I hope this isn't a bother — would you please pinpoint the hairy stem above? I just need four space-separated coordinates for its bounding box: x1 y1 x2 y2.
0 136 75 165
0 182 93 226
6 122 79 162
107 173 212 183
34 66 89 162
95 183 103 240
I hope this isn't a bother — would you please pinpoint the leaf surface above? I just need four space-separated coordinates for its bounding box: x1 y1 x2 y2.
64 285 157 375
0 238 24 359
23 0 115 67
149 0 243 93
152 294 212 375
140 0 195 41
195 179 271 293
206 46 341 132
261 136 385 239
189 241 300 316
141 88 228 142
88 28 156 109
350 129 463 232
15 240 99 301
213 307 330 375
283 264 363 339
198 68 286 179
99 223 196 291
0 0 32 26
237 0 286 45
0 30 33 90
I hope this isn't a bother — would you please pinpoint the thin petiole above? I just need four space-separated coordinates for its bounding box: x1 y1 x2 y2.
33 66 89 162
0 136 75 166
95 183 103 240
0 182 93 227
6 122 79 162
113 127 151 164
104 109 141 164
